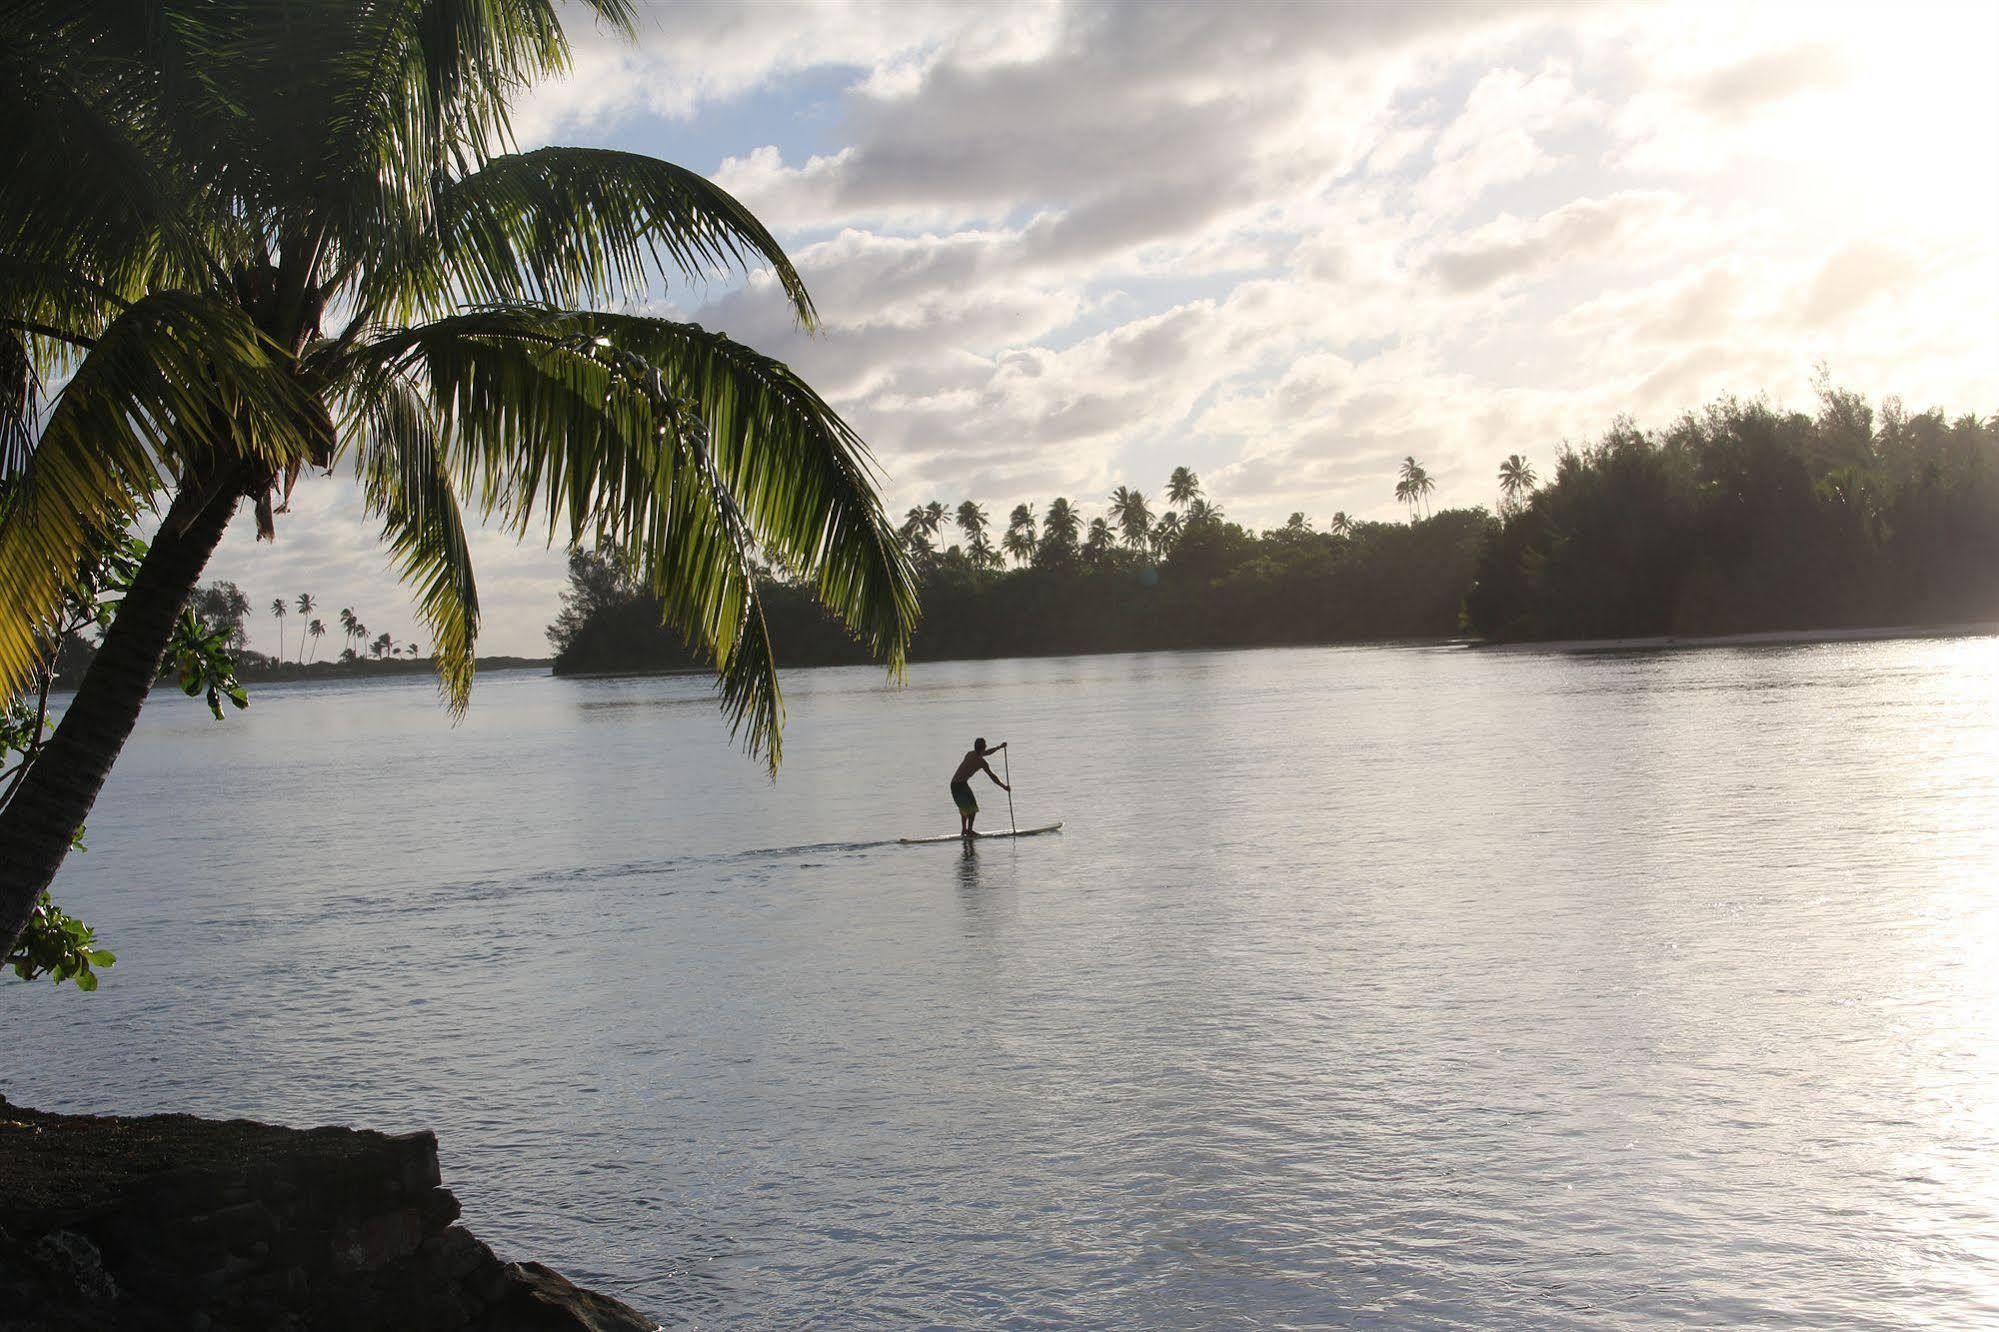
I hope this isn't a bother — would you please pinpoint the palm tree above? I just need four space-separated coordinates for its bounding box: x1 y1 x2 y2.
1166 466 1201 507
1285 512 1309 532
955 501 989 548
293 593 316 662
1498 454 1537 514
1082 516 1116 565
306 618 326 663
1397 457 1435 522
1185 496 1224 527
1000 525 1035 566
338 607 360 655
371 633 393 660
1151 510 1182 556
1328 511 1355 537
1109 486 1153 552
0 1 916 951
901 502 945 562
269 598 287 662
967 531 1000 571
1041 497 1081 553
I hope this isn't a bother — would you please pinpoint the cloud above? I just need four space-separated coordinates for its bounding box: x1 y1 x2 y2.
212 2 1998 657
1798 240 1922 328
1691 42 1851 120
1429 191 1682 292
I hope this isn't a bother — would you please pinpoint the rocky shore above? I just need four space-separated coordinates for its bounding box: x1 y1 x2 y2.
0 1097 654 1331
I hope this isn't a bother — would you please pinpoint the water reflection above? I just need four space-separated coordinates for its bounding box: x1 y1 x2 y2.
5 639 1996 1329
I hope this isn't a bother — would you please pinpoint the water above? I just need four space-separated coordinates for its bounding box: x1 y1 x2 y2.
6 639 1999 1329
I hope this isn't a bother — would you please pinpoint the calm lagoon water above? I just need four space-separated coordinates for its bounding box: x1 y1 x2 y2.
6 639 1999 1328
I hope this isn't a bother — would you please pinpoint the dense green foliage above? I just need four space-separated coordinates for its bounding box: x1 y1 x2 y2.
550 501 1492 673
554 384 1998 671
1466 386 1999 640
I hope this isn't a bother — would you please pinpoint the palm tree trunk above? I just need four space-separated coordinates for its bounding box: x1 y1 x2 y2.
0 479 241 958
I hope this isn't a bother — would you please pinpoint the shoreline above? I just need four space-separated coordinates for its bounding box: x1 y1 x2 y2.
1478 621 1999 655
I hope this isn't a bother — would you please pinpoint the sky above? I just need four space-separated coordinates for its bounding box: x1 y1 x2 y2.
210 0 1999 660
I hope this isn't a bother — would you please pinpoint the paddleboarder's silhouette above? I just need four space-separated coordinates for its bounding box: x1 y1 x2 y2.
948 738 1009 837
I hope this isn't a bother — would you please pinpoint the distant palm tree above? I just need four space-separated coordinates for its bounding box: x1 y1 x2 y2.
1166 466 1201 506
293 594 316 662
1001 525 1035 566
1285 512 1309 532
1109 486 1153 551
1041 497 1081 551
269 598 287 661
306 619 326 663
901 504 943 561
371 632 393 659
1498 454 1537 513
1185 496 1224 527
1328 511 1355 537
1152 510 1182 555
967 531 1000 571
1397 457 1434 522
405 643 419 658
955 501 989 548
1082 516 1116 565
338 607 359 654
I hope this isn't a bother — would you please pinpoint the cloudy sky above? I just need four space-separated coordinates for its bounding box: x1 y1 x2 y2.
213 0 1999 659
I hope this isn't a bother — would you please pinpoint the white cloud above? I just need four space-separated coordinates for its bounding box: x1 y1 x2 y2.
216 1 1999 657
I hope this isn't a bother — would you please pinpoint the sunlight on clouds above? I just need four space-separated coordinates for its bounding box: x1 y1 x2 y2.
288 0 1999 656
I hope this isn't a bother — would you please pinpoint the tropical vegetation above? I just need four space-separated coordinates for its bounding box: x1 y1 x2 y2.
1466 382 1999 640
551 463 1493 672
1 1 915 972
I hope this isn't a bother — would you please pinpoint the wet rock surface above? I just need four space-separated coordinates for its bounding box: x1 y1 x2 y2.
0 1096 654 1332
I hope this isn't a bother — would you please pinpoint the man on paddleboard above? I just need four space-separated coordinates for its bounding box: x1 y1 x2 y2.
950 738 1009 836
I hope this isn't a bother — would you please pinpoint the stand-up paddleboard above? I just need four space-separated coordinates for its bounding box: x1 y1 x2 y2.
899 822 1064 845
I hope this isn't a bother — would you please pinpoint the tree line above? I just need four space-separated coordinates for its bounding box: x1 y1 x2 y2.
550 381 1997 674
1465 379 1999 639
549 459 1493 672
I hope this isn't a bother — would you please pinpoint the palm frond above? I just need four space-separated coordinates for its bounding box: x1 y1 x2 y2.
335 305 916 769
355 374 480 713
367 147 815 324
0 292 320 700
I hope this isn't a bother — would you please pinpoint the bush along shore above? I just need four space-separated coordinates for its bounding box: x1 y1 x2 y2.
546 385 1999 675
0 1096 654 1331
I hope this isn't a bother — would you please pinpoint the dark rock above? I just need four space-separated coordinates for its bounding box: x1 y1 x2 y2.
0 1096 656 1332
28 1231 115 1302
478 1263 659 1332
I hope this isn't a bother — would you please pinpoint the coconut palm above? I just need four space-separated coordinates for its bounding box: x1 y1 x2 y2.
0 1 918 947
954 501 989 547
269 598 287 661
293 593 316 662
1166 466 1201 507
306 618 326 663
1185 496 1224 527
1004 503 1037 566
1285 512 1310 532
1151 510 1182 556
1328 511 1355 537
338 607 360 654
371 633 393 660
1109 486 1153 552
1498 454 1537 512
1041 497 1081 553
900 502 946 562
1397 457 1435 522
1082 516 1116 565
966 531 1000 571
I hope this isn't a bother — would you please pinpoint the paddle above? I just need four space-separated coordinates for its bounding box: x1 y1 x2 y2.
1004 745 1017 836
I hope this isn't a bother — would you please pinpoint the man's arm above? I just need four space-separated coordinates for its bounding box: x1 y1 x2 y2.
980 760 1010 791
